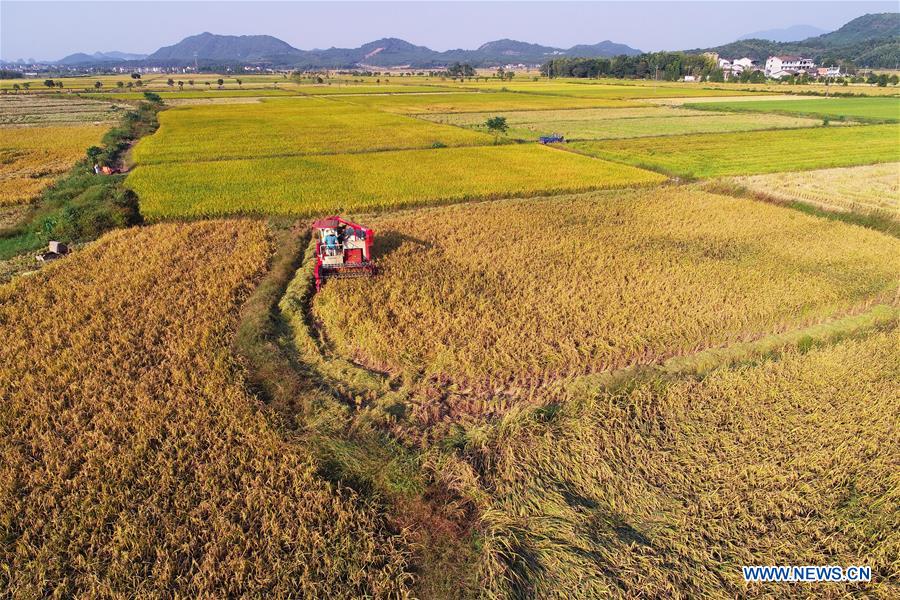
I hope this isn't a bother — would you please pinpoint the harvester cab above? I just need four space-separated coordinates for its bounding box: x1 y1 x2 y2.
312 216 376 290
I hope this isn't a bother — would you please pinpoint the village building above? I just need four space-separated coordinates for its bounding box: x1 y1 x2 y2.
765 55 816 78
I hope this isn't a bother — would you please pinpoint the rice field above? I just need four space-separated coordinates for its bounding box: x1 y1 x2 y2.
342 91 636 113
131 97 494 164
0 95 124 125
128 144 665 218
83 88 298 101
0 124 107 205
473 329 899 598
0 220 411 597
726 162 900 218
313 187 900 388
570 123 900 178
422 106 825 141
452 80 761 99
292 84 458 95
686 96 900 123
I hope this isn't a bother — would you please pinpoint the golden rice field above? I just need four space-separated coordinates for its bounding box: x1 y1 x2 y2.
0 124 107 205
423 105 824 140
313 187 899 388
342 91 636 113
0 220 411 597
473 329 899 598
131 97 494 163
726 162 900 218
128 144 665 218
570 123 899 177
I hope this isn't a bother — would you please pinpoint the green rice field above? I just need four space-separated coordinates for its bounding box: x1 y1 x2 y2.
128 144 665 218
570 123 900 177
423 106 825 140
131 97 494 163
686 96 900 123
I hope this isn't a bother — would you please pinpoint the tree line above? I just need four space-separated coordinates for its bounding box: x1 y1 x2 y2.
541 52 723 80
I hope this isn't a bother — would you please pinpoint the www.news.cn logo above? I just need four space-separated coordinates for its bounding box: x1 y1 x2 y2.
743 565 872 583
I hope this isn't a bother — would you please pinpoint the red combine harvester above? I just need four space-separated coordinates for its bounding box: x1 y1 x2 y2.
312 216 376 290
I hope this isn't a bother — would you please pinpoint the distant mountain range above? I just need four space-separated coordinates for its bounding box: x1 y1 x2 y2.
698 13 899 67
738 24 828 43
55 32 641 68
57 51 149 65
42 12 900 69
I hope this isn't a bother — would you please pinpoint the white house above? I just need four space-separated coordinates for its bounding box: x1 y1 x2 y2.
731 57 756 73
765 55 816 78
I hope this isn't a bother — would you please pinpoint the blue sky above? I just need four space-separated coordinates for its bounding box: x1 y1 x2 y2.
1 1 895 61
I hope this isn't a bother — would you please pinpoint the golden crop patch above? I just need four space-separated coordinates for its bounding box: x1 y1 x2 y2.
727 162 900 219
475 330 899 597
0 220 411 597
313 187 899 388
0 124 107 205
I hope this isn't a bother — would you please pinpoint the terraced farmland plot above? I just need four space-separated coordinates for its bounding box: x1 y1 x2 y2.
313 188 899 387
423 106 824 141
570 123 900 178
727 162 900 219
0 124 107 205
341 91 634 113
0 95 123 125
686 96 900 123
128 144 665 218
476 330 899 598
132 97 494 164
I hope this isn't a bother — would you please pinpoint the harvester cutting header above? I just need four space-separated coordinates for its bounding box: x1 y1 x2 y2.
312 216 376 290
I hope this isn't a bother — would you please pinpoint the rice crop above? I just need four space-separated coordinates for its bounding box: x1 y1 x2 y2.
570 123 900 178
313 187 899 389
131 97 494 164
0 95 123 125
423 106 824 141
0 220 411 597
686 96 900 123
83 89 298 101
726 162 900 218
472 329 899 598
450 80 761 99
128 144 665 218
0 124 107 205
342 91 635 113
291 84 458 95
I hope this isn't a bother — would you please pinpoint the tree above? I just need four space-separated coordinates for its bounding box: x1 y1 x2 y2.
447 62 475 78
11 83 19 93
167 78 175 87
116 81 124 88
130 72 141 79
126 81 133 89
43 79 55 88
235 78 242 87
143 91 162 104
86 145 103 163
485 116 508 141
94 81 102 90
188 79 195 86
135 80 143 88
56 81 64 89
205 81 211 87
217 78 224 88
22 82 30 91
178 80 184 90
